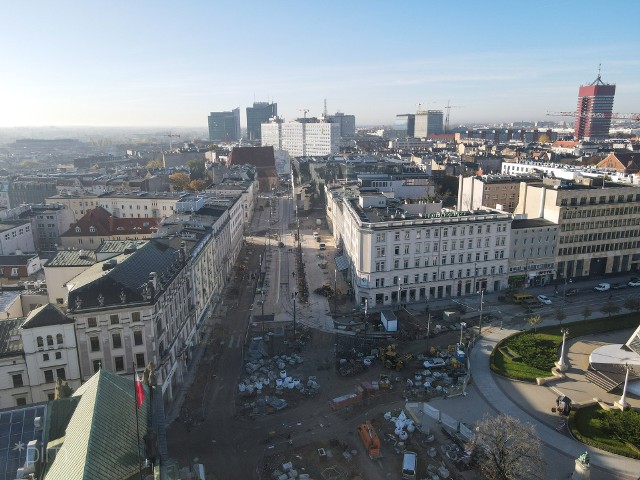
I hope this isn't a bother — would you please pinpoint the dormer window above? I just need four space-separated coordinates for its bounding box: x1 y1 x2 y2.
75 227 81 233
89 226 96 233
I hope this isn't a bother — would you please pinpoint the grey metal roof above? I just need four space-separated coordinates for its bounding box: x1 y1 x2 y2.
45 250 97 268
21 304 74 329
511 218 558 229
68 240 182 310
0 318 23 358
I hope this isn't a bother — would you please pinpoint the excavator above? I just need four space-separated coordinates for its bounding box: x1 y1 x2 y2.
378 344 413 371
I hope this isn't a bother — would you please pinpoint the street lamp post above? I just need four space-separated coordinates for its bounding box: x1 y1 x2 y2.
261 290 265 333
459 322 467 346
616 363 630 410
426 312 431 353
478 289 485 335
334 269 338 316
557 328 569 372
292 291 297 339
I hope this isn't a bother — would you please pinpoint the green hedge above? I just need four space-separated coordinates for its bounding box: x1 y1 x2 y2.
569 405 640 459
490 312 640 382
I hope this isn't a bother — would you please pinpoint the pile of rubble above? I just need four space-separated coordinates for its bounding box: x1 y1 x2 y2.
271 461 310 480
239 354 320 410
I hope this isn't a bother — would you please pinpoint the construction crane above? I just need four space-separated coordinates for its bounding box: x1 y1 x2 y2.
298 109 310 120
546 111 640 121
444 100 464 133
166 132 181 149
133 132 181 149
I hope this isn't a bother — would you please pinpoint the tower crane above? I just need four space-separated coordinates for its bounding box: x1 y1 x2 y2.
298 109 310 120
444 100 464 133
166 132 181 149
546 111 640 121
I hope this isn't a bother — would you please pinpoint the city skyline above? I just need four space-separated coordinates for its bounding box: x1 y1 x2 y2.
2 0 640 128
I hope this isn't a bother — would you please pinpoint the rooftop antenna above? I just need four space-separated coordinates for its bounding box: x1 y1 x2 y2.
324 98 328 118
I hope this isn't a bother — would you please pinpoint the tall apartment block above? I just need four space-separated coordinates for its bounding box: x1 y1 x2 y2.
208 108 241 142
574 73 616 141
261 118 340 156
246 102 277 141
325 112 356 137
414 110 444 138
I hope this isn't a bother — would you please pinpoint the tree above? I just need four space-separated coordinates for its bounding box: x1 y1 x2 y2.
623 297 640 313
553 307 567 326
146 159 163 170
527 314 542 333
468 414 544 480
582 305 592 322
186 159 206 180
169 172 190 191
188 179 208 191
600 301 620 318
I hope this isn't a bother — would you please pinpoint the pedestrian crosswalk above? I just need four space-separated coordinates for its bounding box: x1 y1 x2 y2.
225 334 243 349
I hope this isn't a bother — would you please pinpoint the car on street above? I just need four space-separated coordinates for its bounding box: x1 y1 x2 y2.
628 278 640 287
565 288 579 297
537 294 552 305
594 283 611 292
611 282 628 290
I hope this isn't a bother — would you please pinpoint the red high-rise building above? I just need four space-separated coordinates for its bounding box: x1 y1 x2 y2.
574 72 616 140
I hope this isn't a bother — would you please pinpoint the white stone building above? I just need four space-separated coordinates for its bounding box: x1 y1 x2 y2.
327 188 511 307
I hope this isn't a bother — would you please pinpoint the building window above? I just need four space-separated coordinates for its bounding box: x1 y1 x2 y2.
134 331 143 346
47 335 53 346
16 398 27 406
88 317 97 328
136 353 146 369
47 393 55 401
90 336 100 352
37 336 43 347
56 334 63 345
112 333 122 349
110 314 119 325
93 359 101 373
55 352 62 360
56 368 66 380
114 356 125 372
43 353 49 361
44 370 54 383
12 373 24 388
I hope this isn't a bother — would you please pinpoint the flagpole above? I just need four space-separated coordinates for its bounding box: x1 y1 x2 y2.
134 363 143 480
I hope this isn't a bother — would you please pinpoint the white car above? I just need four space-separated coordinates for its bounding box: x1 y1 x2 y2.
594 283 611 292
537 294 552 305
628 279 640 287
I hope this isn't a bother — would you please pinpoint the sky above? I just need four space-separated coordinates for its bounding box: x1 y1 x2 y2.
2 0 640 128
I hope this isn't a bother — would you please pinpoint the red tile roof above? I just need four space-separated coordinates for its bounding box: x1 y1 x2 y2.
60 206 160 237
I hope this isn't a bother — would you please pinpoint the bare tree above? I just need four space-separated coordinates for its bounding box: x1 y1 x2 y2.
623 297 640 313
582 305 592 322
468 414 544 480
553 307 567 326
600 301 620 318
527 314 542 333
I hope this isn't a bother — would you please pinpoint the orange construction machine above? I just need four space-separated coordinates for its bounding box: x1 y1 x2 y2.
358 421 381 459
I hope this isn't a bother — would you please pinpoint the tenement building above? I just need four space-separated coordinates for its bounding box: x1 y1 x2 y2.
327 188 511 307
66 239 194 406
515 177 640 279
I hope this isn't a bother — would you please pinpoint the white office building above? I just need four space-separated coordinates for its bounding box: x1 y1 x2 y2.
262 120 340 156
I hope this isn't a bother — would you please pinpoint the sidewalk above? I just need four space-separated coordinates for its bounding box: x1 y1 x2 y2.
471 325 640 479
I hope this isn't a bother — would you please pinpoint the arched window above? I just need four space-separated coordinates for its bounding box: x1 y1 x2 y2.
56 334 63 345
37 336 43 347
46 335 53 346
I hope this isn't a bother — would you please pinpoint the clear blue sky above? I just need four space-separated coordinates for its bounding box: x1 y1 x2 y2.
2 0 639 128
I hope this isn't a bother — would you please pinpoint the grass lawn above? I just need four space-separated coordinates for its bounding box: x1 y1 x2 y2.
570 405 640 459
490 313 640 382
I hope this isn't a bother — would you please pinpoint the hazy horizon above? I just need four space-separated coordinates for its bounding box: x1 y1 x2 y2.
2 0 639 129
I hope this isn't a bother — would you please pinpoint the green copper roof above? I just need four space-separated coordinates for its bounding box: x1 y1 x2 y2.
45 369 149 480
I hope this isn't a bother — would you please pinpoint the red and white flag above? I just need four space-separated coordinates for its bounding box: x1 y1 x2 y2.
135 372 145 410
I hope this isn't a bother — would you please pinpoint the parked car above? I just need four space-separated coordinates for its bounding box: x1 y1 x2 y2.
565 288 579 297
423 358 446 369
594 283 611 292
611 283 628 290
537 294 552 305
627 278 640 287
